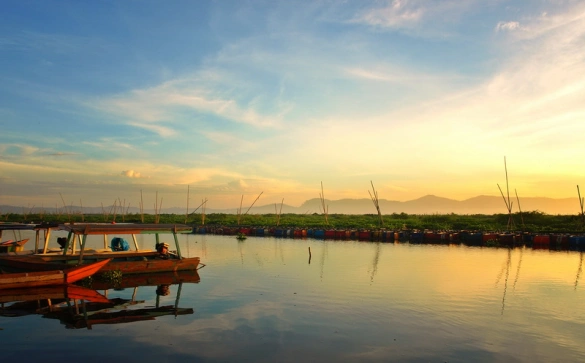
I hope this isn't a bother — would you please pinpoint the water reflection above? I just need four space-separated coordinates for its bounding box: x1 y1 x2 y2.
3 233 585 362
575 252 583 290
369 242 382 283
0 270 200 330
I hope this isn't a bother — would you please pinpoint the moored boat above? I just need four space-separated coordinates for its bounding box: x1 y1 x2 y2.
0 258 111 289
0 223 202 275
0 238 30 253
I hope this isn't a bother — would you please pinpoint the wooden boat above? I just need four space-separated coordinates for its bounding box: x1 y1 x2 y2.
0 238 30 253
0 223 202 275
0 258 111 289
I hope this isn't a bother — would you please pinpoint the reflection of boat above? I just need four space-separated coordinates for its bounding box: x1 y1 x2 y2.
51 304 194 329
0 284 110 305
0 239 30 253
0 266 198 329
89 269 201 290
0 258 111 289
0 223 202 275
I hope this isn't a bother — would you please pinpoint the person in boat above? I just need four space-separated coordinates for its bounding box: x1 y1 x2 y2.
57 237 67 249
156 284 171 296
155 242 170 259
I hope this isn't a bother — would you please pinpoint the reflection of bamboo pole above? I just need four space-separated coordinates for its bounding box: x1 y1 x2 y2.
501 248 512 315
308 246 311 264
575 252 583 291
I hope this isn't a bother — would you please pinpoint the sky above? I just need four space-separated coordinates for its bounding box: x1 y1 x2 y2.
1 0 585 211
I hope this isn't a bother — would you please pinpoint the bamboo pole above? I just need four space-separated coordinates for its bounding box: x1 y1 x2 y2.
368 180 384 228
497 183 514 230
515 189 525 230
59 193 71 222
154 191 158 224
185 185 190 224
242 192 263 217
237 195 244 225
140 189 144 223
319 181 329 226
188 198 209 216
504 157 514 230
112 199 118 223
578 185 585 225
275 198 284 226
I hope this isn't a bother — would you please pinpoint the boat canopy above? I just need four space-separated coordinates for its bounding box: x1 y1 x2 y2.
59 223 193 235
54 223 193 260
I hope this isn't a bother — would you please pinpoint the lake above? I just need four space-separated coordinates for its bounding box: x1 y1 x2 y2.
1 232 585 362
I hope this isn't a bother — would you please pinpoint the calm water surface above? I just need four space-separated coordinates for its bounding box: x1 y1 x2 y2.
2 232 585 362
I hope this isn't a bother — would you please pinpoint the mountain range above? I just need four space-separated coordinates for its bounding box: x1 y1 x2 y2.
1 195 581 216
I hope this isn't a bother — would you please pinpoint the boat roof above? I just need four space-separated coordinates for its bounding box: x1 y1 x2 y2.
0 223 37 231
59 223 193 235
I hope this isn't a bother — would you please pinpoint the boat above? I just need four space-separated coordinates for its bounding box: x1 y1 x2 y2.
0 223 202 275
0 238 30 253
0 258 111 289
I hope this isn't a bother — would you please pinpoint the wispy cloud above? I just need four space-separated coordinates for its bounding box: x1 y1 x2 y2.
355 0 426 28
495 21 521 32
121 170 148 179
94 74 284 138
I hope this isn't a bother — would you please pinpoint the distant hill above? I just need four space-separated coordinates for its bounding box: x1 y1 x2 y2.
1 195 580 216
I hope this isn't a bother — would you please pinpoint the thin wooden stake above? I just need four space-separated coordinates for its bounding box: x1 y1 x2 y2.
319 181 329 226
140 189 144 223
59 193 71 222
202 198 207 225
578 185 585 225
242 192 263 217
237 195 244 225
185 185 190 224
369 181 384 228
515 189 525 230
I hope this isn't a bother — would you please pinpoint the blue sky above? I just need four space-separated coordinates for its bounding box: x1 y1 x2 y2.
1 0 585 211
